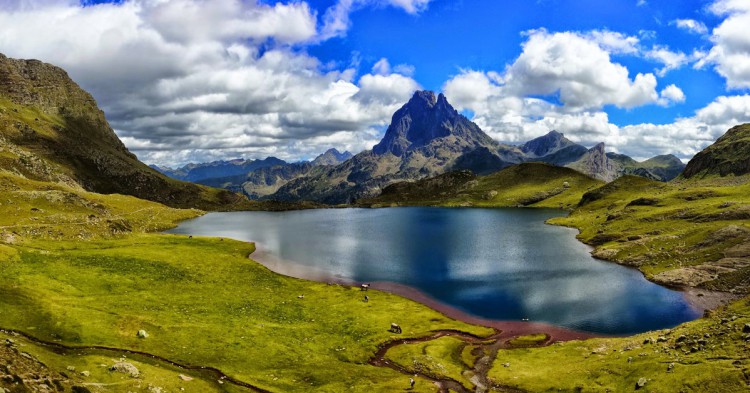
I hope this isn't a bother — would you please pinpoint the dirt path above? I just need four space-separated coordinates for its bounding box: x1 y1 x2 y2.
0 328 270 393
368 328 550 393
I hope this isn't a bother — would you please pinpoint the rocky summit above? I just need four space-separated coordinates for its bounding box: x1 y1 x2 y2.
266 91 523 204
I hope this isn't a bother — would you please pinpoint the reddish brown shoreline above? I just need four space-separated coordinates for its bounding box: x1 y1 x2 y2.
251 247 603 342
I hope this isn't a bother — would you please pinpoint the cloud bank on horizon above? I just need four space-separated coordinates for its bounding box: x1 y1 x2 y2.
0 0 749 166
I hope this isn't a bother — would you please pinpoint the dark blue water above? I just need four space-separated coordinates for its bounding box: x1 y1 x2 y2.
166 207 700 334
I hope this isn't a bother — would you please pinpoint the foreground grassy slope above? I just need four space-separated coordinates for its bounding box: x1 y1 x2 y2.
0 170 492 392
486 300 750 392
363 163 604 210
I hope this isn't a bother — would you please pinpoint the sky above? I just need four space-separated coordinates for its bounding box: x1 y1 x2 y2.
1 0 749 167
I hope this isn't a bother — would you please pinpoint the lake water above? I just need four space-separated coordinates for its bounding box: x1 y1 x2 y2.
166 207 700 334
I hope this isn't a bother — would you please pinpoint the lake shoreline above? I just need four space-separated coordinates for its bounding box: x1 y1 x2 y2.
250 247 607 342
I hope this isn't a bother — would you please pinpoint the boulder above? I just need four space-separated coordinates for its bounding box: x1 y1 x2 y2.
110 362 139 378
137 330 149 339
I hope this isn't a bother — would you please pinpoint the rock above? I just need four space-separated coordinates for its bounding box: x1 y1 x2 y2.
743 324 750 333
66 366 76 372
503 363 510 367
562 181 570 188
137 330 149 339
80 371 90 377
635 378 648 389
178 374 193 381
627 357 633 363
676 335 687 343
110 362 140 378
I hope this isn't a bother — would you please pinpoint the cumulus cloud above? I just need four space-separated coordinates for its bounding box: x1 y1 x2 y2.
673 19 708 35
440 29 750 160
0 0 424 166
657 84 686 106
502 29 660 110
645 46 690 76
696 0 750 89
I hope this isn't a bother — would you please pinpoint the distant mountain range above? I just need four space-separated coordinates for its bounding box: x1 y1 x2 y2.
157 91 685 203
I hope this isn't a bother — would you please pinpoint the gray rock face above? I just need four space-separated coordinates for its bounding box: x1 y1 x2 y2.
110 361 139 378
567 143 619 182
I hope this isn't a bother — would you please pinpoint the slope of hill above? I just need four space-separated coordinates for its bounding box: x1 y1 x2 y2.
0 53 251 210
362 163 604 210
682 123 750 179
520 130 589 165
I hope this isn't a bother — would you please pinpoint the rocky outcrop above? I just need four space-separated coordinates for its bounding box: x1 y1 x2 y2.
567 143 619 182
682 124 750 179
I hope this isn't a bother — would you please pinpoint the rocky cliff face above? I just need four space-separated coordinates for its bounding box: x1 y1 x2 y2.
682 124 750 179
567 143 620 182
0 53 249 210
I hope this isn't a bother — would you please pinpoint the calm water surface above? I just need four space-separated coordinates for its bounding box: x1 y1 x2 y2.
167 207 699 334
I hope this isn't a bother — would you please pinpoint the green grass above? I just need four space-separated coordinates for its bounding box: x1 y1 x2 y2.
507 334 548 347
549 175 750 293
0 234 492 392
487 299 750 392
366 163 604 210
385 336 475 389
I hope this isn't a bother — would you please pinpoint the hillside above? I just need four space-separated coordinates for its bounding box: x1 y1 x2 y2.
0 53 252 210
362 163 604 210
682 123 750 179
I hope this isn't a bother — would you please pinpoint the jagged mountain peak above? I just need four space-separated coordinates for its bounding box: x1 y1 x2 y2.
312 148 353 166
372 90 493 157
521 130 571 156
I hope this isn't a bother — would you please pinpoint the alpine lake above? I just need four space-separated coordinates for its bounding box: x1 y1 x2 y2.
167 207 700 335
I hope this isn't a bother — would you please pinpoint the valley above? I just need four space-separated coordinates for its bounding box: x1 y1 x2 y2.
0 52 748 392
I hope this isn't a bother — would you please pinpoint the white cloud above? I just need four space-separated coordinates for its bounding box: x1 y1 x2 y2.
320 0 433 40
673 18 708 35
0 0 423 166
657 84 686 106
698 0 750 89
504 29 660 110
645 45 689 76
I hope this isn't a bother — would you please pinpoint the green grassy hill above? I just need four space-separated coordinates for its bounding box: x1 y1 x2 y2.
0 54 254 211
363 162 604 209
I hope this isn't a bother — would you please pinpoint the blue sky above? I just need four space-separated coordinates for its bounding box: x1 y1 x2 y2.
1 0 749 165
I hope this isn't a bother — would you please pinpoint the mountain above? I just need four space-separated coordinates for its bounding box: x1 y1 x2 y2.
362 163 604 210
566 142 685 182
311 148 353 166
682 123 750 179
520 130 588 165
0 53 252 210
267 91 524 204
151 156 287 183
567 143 619 182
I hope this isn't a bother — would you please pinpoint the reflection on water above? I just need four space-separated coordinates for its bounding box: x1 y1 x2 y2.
167 207 700 334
